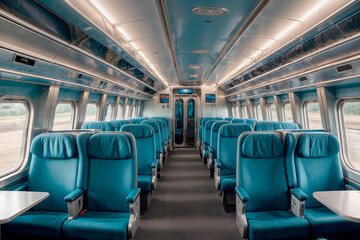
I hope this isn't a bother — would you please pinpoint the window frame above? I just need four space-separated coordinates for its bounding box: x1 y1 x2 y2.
336 98 360 173
85 101 99 122
302 100 321 129
282 101 293 122
53 100 76 130
0 96 33 178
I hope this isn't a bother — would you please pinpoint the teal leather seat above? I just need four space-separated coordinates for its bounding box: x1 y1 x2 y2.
3 133 81 239
121 124 158 209
286 132 360 237
128 117 148 124
236 132 310 240
62 132 140 240
231 118 246 124
151 117 170 144
200 118 214 160
224 117 233 121
81 121 114 131
110 120 131 131
245 119 257 127
151 119 168 164
208 121 229 175
202 120 217 164
142 120 163 173
254 121 299 131
215 117 223 120
215 123 252 205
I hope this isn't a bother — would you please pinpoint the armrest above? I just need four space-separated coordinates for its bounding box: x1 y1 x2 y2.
151 158 159 168
290 188 307 201
209 146 214 153
127 188 141 203
214 159 222 169
235 186 249 203
65 188 84 202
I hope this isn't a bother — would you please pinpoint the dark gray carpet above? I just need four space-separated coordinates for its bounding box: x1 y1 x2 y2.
135 148 240 240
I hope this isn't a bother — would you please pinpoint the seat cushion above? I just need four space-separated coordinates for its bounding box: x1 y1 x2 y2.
3 211 68 238
246 210 310 240
63 211 130 240
138 175 152 193
305 208 360 236
220 175 236 191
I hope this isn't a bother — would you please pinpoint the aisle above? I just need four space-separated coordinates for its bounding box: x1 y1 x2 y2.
135 148 240 240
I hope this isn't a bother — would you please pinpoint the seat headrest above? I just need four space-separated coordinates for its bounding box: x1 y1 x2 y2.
201 118 214 126
31 133 77 159
245 119 257 126
88 133 132 159
242 133 283 158
220 124 252 138
254 121 283 131
110 120 131 128
215 117 223 120
205 120 217 130
81 121 114 131
281 122 299 130
212 121 230 132
224 117 233 121
121 124 153 138
297 133 340 158
142 120 160 132
231 118 246 124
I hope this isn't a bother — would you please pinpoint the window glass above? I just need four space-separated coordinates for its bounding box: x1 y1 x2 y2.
283 103 293 122
0 102 29 175
241 106 248 118
305 101 322 129
269 104 278 121
116 104 123 119
256 104 263 120
341 101 360 170
84 103 98 122
105 104 113 121
124 104 130 119
53 102 74 130
235 104 239 118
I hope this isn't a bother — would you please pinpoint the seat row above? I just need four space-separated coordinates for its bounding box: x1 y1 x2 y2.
235 131 360 239
4 132 141 240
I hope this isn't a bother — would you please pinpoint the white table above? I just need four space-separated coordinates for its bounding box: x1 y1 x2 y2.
313 190 360 223
0 191 49 239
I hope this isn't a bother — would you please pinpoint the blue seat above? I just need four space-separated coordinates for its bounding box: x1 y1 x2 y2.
128 117 148 124
231 118 247 124
81 121 114 131
62 132 140 240
110 120 131 131
215 117 223 120
197 117 206 152
215 123 252 205
202 120 217 164
208 121 229 176
142 120 163 175
198 117 214 154
200 118 214 161
245 119 257 127
224 117 233 121
3 133 81 239
152 119 168 163
151 117 170 145
121 124 158 209
254 121 299 131
286 132 360 237
236 132 310 240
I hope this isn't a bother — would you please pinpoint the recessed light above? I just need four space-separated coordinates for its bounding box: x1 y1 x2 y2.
190 49 209 54
188 65 200 69
192 7 229 16
189 74 198 77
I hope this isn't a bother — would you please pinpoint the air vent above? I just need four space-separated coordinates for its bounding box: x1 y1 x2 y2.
299 76 308 82
336 64 353 72
14 55 35 66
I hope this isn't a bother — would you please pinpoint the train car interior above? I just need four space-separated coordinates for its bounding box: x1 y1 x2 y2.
1 0 360 239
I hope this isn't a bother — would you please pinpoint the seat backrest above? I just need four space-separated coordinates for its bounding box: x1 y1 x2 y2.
110 120 131 131
224 117 233 121
245 119 257 127
238 132 289 212
152 119 166 146
129 117 148 124
280 122 299 130
121 124 155 176
81 121 114 131
204 120 217 148
151 117 170 140
215 117 223 120
199 117 213 142
286 132 344 208
142 120 161 156
28 133 80 212
218 124 252 176
85 133 137 213
198 117 206 141
202 118 215 144
254 121 283 131
210 121 229 159
231 118 246 124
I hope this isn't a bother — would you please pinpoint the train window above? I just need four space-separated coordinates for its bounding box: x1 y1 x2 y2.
283 102 293 122
116 104 123 119
84 103 98 122
268 103 278 121
240 105 248 118
53 102 75 130
303 101 322 129
255 104 263 120
0 101 30 176
124 104 131 119
234 104 239 118
339 100 360 170
104 104 113 121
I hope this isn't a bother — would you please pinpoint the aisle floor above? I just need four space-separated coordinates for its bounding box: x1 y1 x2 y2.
135 148 240 240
